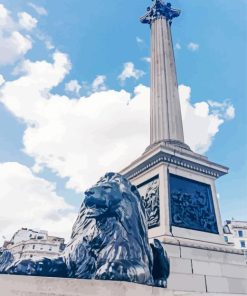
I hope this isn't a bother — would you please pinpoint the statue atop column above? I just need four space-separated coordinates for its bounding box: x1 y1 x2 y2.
141 1 180 24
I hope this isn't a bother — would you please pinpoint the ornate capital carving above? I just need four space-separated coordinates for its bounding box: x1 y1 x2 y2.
140 0 180 24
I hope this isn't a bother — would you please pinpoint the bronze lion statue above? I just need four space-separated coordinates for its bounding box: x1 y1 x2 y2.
0 173 169 287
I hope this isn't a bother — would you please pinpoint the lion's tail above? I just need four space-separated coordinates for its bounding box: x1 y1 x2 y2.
150 239 170 288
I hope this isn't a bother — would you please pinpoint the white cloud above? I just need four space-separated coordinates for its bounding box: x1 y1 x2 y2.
65 80 81 96
65 76 107 96
226 105 235 119
208 100 235 120
0 54 149 191
142 57 151 63
92 75 107 92
18 12 37 31
0 74 5 86
188 42 199 52
118 62 145 82
0 4 8 20
0 53 235 192
175 42 181 50
0 31 32 65
136 36 144 44
36 32 55 50
0 4 35 65
0 162 76 246
28 3 48 16
0 4 14 31
179 85 235 154
45 39 54 50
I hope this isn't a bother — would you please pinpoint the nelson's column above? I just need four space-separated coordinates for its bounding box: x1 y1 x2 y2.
121 1 247 293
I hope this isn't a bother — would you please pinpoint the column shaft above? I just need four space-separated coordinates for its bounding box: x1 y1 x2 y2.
150 17 184 145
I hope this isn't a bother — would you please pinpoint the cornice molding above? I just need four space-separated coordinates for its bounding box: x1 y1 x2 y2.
124 151 228 180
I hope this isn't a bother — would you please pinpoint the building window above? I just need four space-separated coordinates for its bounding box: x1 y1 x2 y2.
224 236 228 243
240 241 246 248
238 230 244 237
32 245 35 249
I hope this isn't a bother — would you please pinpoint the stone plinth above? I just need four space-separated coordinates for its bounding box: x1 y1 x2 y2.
1 275 247 296
121 142 228 246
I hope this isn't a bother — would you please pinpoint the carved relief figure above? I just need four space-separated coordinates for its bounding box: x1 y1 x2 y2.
142 179 160 229
170 174 218 234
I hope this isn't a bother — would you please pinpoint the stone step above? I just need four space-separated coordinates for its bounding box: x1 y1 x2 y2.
1 275 247 296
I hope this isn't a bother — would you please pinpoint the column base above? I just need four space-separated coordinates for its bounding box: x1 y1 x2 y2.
145 140 191 154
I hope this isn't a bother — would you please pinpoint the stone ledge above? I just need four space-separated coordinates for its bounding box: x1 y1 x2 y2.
161 236 244 256
1 275 246 296
179 245 245 265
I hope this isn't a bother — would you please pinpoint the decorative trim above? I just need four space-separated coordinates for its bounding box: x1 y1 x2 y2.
162 236 245 255
124 151 227 180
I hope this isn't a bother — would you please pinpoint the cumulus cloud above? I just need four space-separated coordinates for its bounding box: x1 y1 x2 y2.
0 32 32 65
65 80 81 96
179 85 235 154
92 75 107 92
28 3 48 16
0 4 36 65
0 53 235 192
0 162 76 246
0 53 149 191
187 42 199 52
18 12 37 31
118 62 145 82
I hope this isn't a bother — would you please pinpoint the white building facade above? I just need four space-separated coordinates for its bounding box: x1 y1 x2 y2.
4 228 65 260
223 219 247 263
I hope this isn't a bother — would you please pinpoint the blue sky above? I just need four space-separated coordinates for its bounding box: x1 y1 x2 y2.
0 0 246 242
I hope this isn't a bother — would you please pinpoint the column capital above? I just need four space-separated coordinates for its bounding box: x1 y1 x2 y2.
140 1 180 24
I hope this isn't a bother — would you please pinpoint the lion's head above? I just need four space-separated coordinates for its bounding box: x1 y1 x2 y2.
83 173 125 218
84 173 146 223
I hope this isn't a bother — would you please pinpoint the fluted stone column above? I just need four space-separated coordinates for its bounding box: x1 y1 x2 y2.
141 1 186 148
